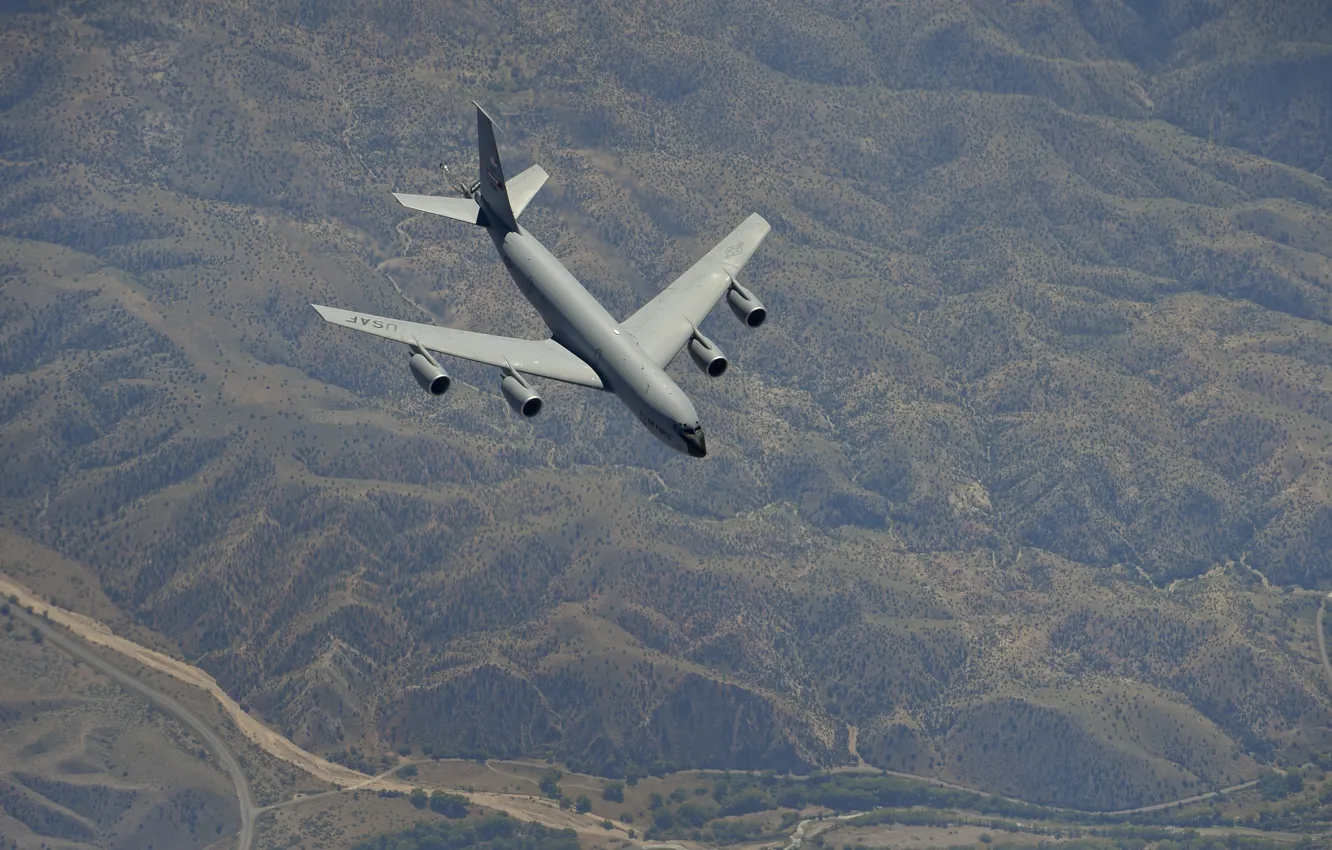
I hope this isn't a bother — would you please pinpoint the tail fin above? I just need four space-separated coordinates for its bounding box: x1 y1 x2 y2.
392 104 547 230
474 102 518 232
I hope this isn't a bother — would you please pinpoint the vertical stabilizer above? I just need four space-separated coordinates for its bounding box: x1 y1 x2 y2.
474 102 518 232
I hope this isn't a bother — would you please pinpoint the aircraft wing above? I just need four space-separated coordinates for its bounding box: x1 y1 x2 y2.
311 304 604 389
620 213 771 368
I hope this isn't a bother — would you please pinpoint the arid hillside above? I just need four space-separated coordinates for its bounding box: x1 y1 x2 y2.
0 604 240 850
2 0 1332 811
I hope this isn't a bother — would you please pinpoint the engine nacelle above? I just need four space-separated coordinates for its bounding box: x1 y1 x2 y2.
688 330 728 377
409 351 450 395
727 280 767 328
501 372 542 417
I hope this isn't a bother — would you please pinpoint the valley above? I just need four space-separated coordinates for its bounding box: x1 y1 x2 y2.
2 0 1331 839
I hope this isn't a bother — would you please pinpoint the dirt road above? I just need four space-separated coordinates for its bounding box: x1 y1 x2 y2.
12 604 261 850
1 570 1274 838
0 573 630 840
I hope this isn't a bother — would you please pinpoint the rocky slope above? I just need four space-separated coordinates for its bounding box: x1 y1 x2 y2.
2 0 1331 810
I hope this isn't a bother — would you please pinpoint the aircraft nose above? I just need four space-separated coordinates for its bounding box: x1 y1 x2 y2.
683 428 707 458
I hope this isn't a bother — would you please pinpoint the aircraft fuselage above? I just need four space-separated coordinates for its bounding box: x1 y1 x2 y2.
488 225 707 457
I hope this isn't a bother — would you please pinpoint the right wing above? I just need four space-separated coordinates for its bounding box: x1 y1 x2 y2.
311 304 604 389
620 213 771 368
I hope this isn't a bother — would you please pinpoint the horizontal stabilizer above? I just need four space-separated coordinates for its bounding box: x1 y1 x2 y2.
392 193 484 225
507 164 548 219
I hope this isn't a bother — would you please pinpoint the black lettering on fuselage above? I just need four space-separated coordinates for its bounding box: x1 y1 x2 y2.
638 408 671 441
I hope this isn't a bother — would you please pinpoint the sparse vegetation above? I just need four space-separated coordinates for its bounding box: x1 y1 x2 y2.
0 613 243 849
538 770 562 800
1 0 1331 827
328 747 396 775
429 790 470 818
353 814 579 850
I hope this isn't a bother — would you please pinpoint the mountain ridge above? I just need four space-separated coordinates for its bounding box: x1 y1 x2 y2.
2 0 1332 811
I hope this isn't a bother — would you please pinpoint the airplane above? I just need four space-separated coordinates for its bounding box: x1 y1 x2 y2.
311 103 771 458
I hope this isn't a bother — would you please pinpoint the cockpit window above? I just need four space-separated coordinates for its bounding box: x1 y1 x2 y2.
678 423 697 435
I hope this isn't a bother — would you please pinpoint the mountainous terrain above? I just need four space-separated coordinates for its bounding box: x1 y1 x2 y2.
2 0 1332 813
0 604 239 850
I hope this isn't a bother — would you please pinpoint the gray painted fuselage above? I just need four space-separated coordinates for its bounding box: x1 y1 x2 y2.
487 225 707 457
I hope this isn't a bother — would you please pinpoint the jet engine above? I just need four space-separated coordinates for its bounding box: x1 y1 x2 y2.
727 280 767 327
409 350 450 395
501 369 543 417
688 329 728 377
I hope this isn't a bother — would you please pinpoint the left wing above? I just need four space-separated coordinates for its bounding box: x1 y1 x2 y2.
311 304 604 389
620 213 771 368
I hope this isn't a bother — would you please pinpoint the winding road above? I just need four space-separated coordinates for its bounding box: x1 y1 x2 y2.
783 812 866 850
1317 594 1332 693
11 605 260 850
2 572 631 848
1 570 1312 849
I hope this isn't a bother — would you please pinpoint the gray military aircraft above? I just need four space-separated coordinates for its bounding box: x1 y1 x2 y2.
312 103 771 457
